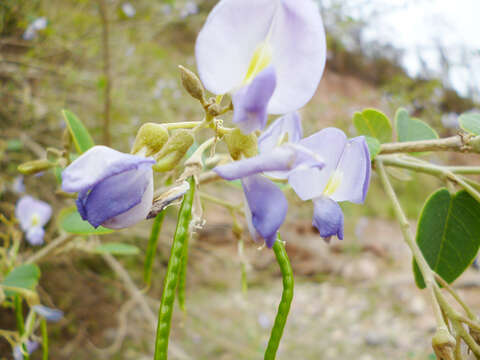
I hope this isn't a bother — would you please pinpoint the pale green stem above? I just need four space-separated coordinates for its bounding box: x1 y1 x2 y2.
379 135 480 154
379 155 480 203
25 234 74 264
163 121 203 130
199 192 242 212
434 273 477 320
376 160 447 328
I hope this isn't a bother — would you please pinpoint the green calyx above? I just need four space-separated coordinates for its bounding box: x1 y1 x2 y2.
131 123 169 157
224 128 258 160
153 130 194 172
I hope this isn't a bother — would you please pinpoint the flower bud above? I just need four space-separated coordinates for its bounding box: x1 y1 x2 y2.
223 128 258 160
469 135 480 153
179 65 206 104
153 130 194 172
18 159 53 175
131 123 169 157
432 328 456 360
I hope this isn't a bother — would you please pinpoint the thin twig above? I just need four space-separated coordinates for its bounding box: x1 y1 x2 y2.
379 134 478 154
97 0 112 146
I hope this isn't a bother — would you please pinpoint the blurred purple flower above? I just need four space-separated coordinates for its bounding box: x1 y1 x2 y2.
12 176 25 194
121 2 136 18
23 17 47 41
62 146 155 229
214 113 323 247
33 305 64 322
15 196 52 246
196 0 326 133
288 128 371 241
13 340 38 360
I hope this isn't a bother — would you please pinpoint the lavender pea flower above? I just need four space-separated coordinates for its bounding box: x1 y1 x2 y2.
214 113 324 247
15 196 52 246
288 128 371 241
13 340 39 360
196 0 326 133
33 305 64 322
62 146 155 229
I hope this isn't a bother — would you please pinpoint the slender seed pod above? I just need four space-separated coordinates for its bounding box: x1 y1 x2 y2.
264 236 294 360
177 230 190 312
154 177 195 360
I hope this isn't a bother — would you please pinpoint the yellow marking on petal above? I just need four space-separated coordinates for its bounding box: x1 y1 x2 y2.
324 171 343 197
276 132 289 147
31 213 40 227
243 42 273 85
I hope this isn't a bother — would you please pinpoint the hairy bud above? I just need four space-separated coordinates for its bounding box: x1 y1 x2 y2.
179 65 206 104
131 123 169 157
153 130 194 172
432 328 456 360
224 128 258 160
18 159 53 175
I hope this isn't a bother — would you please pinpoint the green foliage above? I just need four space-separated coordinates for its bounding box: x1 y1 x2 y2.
364 136 381 159
459 113 480 135
58 206 113 235
62 110 95 154
94 243 140 256
6 139 23 152
395 108 438 142
353 109 392 143
2 264 41 296
414 189 480 289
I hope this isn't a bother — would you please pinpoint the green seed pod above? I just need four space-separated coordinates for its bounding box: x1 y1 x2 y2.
18 159 53 175
179 65 206 104
153 130 194 172
223 128 258 160
131 123 169 157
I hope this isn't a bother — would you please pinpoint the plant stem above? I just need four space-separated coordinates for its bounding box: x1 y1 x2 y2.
434 273 477 320
144 211 166 287
98 0 112 146
264 237 294 360
163 121 203 130
25 234 74 264
199 192 241 212
376 160 446 328
41 319 48 360
379 155 480 203
154 177 195 360
379 135 479 154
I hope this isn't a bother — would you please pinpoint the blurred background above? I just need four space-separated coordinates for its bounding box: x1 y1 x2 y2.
1 0 479 359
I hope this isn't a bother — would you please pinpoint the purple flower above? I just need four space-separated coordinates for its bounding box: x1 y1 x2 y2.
196 0 326 133
15 196 52 246
13 340 39 360
214 113 323 247
33 305 64 322
62 146 155 229
288 128 371 241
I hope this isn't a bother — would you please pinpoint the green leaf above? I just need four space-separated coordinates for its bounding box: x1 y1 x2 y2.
414 189 480 289
395 108 438 142
94 243 140 255
2 264 41 296
62 109 95 154
353 108 392 143
6 139 23 152
364 136 381 159
58 206 113 235
459 113 480 135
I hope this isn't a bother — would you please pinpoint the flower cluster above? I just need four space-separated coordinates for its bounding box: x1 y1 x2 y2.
215 113 371 246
